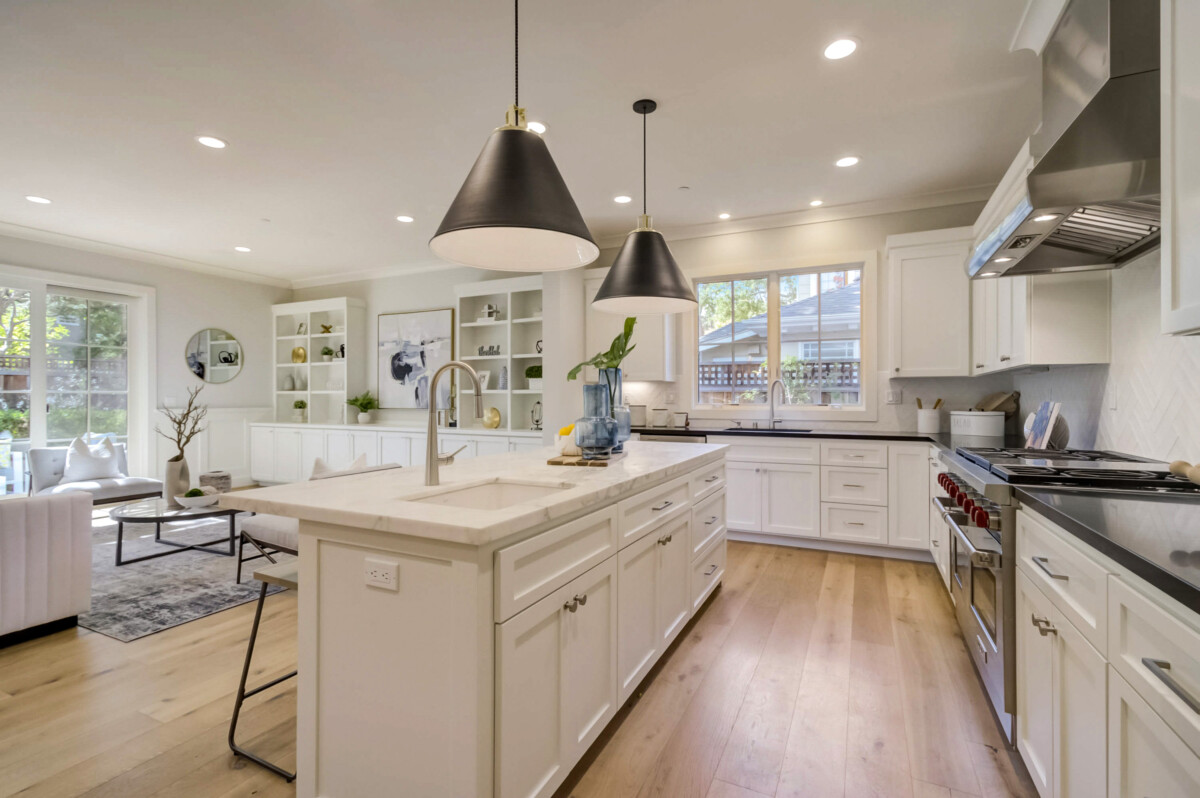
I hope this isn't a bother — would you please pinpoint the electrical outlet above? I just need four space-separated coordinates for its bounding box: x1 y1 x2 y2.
364 557 399 591
886 389 902 405
665 392 677 403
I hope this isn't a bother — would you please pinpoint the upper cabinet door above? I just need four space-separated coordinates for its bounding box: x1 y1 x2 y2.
886 230 973 377
1162 0 1200 334
583 275 676 381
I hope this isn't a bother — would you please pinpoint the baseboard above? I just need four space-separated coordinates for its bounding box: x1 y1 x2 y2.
727 531 934 563
0 615 79 649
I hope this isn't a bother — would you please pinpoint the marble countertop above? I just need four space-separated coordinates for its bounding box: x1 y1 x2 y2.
250 421 541 437
220 441 726 546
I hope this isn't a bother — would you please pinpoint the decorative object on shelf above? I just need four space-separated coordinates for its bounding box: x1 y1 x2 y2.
175 486 220 508
155 386 207 505
378 308 454 409
477 345 486 356
673 411 689 428
430 0 598 272
535 339 543 353
530 400 543 431
296 321 308 335
185 328 242 384
568 317 637 452
525 364 543 391
292 399 307 423
592 100 697 314
475 370 491 390
599 367 631 453
482 406 502 429
199 470 232 494
291 346 307 363
337 343 345 359
346 391 379 424
573 384 618 461
320 323 333 334
321 346 334 362
477 303 502 323
499 366 509 389
282 373 295 392
651 407 670 427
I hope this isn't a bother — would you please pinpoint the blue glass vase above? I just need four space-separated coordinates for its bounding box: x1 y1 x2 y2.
575 384 618 460
599 368 632 453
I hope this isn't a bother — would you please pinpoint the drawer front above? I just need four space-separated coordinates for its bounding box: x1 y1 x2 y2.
1109 575 1200 758
691 463 726 502
820 466 888 506
821 502 888 545
495 506 619 622
1016 509 1110 654
706 435 819 465
618 477 691 546
1109 667 1200 796
820 441 887 468
690 490 726 558
691 533 726 612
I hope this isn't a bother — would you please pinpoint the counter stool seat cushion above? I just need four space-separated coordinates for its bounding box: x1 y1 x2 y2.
240 514 299 553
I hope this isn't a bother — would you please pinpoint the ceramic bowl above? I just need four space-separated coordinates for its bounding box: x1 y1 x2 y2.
175 493 220 508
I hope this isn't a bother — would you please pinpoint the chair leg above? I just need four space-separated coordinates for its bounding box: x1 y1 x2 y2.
236 535 245 584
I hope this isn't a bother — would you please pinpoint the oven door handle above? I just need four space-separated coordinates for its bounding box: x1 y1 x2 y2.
948 512 1003 570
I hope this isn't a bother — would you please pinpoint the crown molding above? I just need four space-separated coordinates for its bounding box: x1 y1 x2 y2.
288 260 458 290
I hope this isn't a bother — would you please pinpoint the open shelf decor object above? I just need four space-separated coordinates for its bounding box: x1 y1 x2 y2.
377 308 455 410
271 298 365 424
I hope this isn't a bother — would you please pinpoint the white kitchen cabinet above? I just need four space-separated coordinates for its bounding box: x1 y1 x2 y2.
496 558 618 798
821 503 888 545
1109 667 1200 797
655 515 691 651
885 227 974 377
887 444 930 550
249 426 275 483
1017 569 1057 798
379 432 414 467
928 453 950 589
583 274 676 381
510 438 545 453
725 461 762 532
760 463 820 538
273 428 326 483
1161 0 1200 335
326 430 378 470
475 437 510 458
972 279 992 374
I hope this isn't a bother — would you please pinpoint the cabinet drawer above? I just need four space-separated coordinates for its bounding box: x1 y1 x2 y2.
707 435 819 465
690 490 726 558
820 466 887 506
820 441 887 468
1109 576 1200 758
495 506 619 622
691 533 726 612
821 503 888 545
1016 509 1111 654
618 477 690 546
691 463 726 502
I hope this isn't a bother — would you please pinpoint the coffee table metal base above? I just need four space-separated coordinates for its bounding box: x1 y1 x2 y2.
114 516 237 566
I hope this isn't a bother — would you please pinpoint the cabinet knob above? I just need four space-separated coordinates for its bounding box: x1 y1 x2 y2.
574 593 588 607
894 367 900 373
564 598 579 613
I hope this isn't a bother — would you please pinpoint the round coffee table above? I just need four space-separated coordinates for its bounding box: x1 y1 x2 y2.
108 498 242 566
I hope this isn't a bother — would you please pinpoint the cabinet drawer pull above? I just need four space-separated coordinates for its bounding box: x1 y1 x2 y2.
1143 658 1200 714
931 539 940 547
564 598 578 613
704 475 720 483
1031 614 1057 637
651 500 673 512
976 635 988 662
1000 355 1011 362
975 363 985 369
657 534 673 546
843 483 865 488
845 521 865 526
705 516 719 525
1032 556 1069 581
847 454 864 459
704 564 718 576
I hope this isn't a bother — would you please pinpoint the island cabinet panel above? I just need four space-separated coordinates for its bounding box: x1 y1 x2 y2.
691 532 727 612
618 476 690 546
656 514 692 648
690 490 726 557
617 530 661 703
724 461 762 532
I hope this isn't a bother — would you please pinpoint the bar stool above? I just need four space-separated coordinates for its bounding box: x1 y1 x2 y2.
228 560 298 782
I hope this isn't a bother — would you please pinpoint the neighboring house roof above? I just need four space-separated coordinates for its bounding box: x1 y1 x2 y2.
699 279 861 345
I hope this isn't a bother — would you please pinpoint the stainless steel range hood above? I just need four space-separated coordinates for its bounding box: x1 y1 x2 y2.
968 0 1160 278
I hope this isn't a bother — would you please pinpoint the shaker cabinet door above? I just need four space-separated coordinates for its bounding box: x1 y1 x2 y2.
724 461 762 532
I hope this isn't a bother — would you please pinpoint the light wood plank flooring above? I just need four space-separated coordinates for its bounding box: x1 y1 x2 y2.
0 541 1035 798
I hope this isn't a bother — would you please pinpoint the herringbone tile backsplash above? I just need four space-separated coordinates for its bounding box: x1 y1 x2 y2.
1014 252 1200 462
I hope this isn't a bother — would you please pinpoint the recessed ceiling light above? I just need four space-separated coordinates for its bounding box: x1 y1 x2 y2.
396 215 414 223
527 121 546 134
25 195 51 204
196 136 227 149
810 199 823 207
979 271 999 277
835 156 860 167
613 195 632 204
824 39 858 60
1033 213 1061 222
718 213 731 220
994 257 1013 263
234 246 251 252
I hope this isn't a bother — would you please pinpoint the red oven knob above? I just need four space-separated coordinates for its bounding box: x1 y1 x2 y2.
947 483 959 499
962 498 976 514
973 507 990 528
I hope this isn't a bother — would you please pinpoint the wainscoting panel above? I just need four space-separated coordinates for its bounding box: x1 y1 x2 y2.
154 407 271 487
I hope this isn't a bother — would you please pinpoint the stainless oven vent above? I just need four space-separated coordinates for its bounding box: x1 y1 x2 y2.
1042 201 1161 258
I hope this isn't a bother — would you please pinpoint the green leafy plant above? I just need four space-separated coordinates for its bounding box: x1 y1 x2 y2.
524 364 542 380
567 317 637 381
321 346 335 356
184 488 204 498
293 399 308 410
346 391 379 413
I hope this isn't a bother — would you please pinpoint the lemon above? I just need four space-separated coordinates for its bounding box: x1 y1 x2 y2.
558 423 575 437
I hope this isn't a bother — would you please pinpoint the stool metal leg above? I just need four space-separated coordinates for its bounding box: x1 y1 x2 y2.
228 581 297 782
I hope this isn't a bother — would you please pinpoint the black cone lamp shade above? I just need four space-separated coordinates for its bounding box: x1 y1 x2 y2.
592 99 697 315
431 114 599 271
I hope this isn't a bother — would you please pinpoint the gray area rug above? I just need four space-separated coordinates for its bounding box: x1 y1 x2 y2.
80 515 294 642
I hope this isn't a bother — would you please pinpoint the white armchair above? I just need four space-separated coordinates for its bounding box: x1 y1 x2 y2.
0 492 92 645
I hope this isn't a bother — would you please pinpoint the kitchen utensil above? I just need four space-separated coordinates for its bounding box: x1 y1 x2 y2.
933 398 944 410
651 408 670 427
629 404 647 427
950 410 1006 437
917 408 941 434
916 398 924 410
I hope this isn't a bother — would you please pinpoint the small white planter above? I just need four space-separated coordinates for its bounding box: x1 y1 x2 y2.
358 411 372 424
322 355 332 362
292 409 306 423
528 378 544 392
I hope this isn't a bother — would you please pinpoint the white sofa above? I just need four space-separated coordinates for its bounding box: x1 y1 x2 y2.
0 492 92 644
28 444 162 504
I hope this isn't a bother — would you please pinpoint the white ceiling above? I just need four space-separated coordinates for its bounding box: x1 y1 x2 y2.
0 0 1039 286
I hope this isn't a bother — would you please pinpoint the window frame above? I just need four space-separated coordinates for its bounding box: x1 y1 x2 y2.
685 250 878 422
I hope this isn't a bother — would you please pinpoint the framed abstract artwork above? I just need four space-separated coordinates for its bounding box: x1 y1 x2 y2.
377 308 455 409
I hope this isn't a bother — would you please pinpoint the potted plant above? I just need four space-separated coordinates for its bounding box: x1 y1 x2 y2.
292 399 308 422
346 391 379 424
567 318 637 453
321 346 335 362
525 364 543 392
155 385 208 505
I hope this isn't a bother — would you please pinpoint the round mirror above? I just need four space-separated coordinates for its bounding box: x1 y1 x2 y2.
186 328 242 384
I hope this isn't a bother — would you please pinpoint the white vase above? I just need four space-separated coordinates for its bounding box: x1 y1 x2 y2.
323 355 332 362
164 456 189 505
358 411 372 424
292 409 306 422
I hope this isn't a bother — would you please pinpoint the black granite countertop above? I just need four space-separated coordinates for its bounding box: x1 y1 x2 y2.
630 426 1019 453
1016 489 1200 614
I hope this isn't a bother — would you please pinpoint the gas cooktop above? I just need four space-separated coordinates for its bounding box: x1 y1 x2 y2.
955 447 1200 495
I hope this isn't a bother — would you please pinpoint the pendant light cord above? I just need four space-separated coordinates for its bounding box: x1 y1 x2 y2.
642 111 647 215
514 0 519 107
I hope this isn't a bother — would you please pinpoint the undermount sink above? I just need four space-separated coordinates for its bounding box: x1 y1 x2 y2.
410 479 572 510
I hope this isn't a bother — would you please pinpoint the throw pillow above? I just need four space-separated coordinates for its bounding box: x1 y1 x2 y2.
62 437 123 482
311 454 367 479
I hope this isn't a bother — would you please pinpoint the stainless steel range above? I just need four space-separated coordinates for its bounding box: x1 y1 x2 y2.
932 446 1200 744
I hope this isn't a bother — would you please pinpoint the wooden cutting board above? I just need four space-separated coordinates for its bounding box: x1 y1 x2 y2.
547 452 627 467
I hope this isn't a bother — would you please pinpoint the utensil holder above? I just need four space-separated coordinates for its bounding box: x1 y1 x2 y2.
917 408 942 434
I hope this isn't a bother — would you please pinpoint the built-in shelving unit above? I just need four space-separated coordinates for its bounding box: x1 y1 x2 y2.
271 297 366 424
454 275 543 432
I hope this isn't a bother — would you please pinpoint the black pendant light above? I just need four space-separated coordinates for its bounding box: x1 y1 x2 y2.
430 0 598 272
592 100 697 314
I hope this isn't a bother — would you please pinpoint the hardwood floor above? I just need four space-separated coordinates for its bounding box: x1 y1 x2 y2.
0 540 1035 798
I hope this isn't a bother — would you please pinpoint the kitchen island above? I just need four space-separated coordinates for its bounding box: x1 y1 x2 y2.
221 440 728 798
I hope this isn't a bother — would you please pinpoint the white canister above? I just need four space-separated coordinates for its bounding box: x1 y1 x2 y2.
651 408 670 427
629 404 647 427
917 408 942 434
949 410 1005 437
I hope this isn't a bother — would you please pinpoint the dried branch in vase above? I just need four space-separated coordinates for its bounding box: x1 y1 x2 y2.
156 385 208 461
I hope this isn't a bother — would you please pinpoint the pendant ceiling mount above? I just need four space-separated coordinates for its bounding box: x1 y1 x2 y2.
592 99 697 315
430 0 598 272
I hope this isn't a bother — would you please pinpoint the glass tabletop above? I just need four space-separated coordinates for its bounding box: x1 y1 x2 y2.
109 497 240 522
